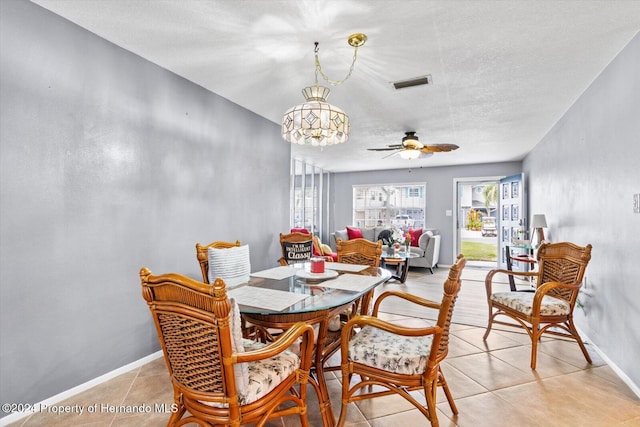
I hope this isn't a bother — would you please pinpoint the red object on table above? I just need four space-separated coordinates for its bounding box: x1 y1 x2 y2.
310 257 325 273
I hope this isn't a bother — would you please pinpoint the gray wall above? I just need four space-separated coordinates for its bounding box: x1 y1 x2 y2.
523 32 640 388
331 162 522 266
0 0 290 411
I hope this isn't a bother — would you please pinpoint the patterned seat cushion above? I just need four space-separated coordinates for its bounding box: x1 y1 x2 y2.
201 339 300 407
239 340 300 405
203 299 300 408
348 325 433 375
491 291 570 316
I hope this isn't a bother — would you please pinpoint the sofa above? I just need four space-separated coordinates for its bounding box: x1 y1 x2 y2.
330 226 441 273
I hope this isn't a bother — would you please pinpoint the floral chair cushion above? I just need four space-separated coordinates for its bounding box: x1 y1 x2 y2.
228 298 300 405
348 325 433 375
202 338 300 407
239 340 300 405
491 291 570 316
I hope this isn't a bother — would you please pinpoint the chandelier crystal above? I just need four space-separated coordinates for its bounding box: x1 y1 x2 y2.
282 34 366 146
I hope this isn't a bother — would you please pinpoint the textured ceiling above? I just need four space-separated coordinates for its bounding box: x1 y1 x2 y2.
31 0 640 172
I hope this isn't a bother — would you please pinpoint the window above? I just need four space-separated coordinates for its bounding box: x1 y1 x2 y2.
408 187 422 198
291 159 329 238
352 184 426 229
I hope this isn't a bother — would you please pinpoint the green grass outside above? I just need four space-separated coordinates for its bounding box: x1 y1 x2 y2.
460 241 498 261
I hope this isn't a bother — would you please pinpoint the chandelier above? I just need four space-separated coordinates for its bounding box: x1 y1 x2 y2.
282 33 367 146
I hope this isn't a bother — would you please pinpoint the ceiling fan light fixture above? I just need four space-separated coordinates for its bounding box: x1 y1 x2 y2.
402 131 423 149
282 34 366 146
399 149 421 160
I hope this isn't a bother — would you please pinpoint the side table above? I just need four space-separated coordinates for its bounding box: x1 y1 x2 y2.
381 252 419 283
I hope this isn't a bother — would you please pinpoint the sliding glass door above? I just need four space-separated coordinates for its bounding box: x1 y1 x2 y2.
454 177 501 268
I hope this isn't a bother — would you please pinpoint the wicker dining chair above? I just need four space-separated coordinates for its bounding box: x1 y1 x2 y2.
140 267 315 427
336 238 382 267
337 255 466 427
195 240 241 283
484 241 593 369
278 232 313 266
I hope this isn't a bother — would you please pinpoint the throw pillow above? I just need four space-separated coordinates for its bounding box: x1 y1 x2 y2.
312 236 324 257
208 244 251 288
290 227 310 234
229 298 249 394
346 226 363 240
321 243 333 255
408 228 423 247
281 240 313 264
334 229 349 242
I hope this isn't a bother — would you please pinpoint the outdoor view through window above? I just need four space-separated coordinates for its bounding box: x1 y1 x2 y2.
352 184 425 230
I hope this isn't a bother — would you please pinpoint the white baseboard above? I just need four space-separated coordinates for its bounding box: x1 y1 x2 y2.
0 351 163 426
577 327 640 398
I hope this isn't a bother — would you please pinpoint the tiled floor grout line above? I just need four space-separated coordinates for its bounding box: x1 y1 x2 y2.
107 366 142 426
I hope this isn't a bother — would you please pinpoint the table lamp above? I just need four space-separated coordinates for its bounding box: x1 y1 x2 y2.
531 214 547 247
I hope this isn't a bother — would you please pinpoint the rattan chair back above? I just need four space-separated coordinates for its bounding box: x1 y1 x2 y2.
140 268 236 423
140 267 314 426
535 241 592 303
336 238 382 267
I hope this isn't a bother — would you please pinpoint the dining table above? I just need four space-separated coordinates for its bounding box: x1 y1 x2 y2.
227 262 391 427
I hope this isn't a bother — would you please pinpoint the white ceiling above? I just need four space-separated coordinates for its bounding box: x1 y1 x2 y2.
31 0 640 172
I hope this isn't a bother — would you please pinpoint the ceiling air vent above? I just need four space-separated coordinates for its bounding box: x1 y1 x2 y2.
392 74 432 90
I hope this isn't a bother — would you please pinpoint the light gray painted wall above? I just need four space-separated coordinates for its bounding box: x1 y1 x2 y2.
330 162 522 266
0 0 290 411
523 32 640 388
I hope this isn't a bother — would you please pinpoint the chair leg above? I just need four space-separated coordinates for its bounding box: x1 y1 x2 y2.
530 322 540 369
337 387 350 426
299 409 309 427
438 367 458 414
483 309 494 340
567 319 593 364
337 365 352 427
424 379 440 427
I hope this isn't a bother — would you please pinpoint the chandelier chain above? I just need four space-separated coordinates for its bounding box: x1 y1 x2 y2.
314 42 361 86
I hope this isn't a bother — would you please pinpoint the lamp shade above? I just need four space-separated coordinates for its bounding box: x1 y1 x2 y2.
531 214 547 228
282 86 349 146
399 149 421 160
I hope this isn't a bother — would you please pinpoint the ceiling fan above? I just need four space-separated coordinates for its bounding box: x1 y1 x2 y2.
368 132 459 160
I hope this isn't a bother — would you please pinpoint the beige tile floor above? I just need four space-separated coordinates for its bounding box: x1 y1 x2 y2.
8 268 640 426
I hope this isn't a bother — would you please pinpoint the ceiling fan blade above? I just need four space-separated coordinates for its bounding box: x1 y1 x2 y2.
418 151 435 159
382 151 399 159
367 147 400 152
421 144 460 153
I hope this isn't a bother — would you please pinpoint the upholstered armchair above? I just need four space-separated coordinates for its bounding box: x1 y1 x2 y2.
337 255 466 427
484 241 593 369
407 232 441 273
